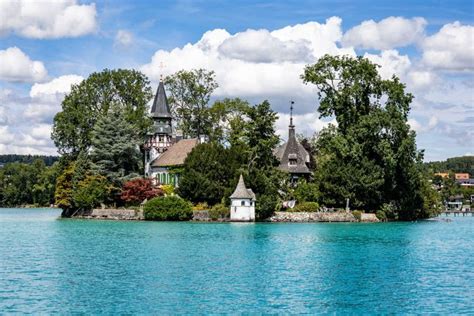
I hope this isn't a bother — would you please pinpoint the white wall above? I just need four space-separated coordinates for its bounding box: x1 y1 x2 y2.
230 198 255 221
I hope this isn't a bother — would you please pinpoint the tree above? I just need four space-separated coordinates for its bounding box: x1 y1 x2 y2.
52 69 153 156
164 69 218 138
90 104 143 186
244 100 283 219
302 55 428 219
178 143 243 205
55 162 76 215
208 98 251 145
72 175 114 211
120 178 163 205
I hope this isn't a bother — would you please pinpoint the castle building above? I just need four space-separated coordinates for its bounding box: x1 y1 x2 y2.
144 80 198 186
274 105 311 183
229 174 256 221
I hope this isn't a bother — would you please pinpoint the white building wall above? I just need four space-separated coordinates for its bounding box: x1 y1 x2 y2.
230 198 255 221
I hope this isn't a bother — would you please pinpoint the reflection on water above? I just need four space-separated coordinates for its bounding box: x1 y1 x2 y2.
0 208 473 313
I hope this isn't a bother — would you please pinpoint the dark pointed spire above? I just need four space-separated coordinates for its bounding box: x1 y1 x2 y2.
151 81 171 118
289 101 295 127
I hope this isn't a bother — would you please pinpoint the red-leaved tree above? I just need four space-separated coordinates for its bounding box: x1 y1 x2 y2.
120 178 163 205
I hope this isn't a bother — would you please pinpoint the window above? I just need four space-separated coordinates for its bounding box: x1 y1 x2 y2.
241 201 245 206
289 159 297 166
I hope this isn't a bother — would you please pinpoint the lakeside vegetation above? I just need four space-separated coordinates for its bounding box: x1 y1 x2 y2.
1 55 465 220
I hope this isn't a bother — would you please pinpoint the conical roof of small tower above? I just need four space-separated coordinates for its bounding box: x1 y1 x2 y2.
230 174 255 200
151 81 172 118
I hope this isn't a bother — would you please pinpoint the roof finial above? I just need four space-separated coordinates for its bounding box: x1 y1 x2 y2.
290 100 295 127
159 61 166 81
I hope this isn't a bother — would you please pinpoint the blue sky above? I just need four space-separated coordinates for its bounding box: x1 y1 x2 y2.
0 0 473 161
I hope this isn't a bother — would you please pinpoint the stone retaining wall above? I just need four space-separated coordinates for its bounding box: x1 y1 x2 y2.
268 211 380 222
74 208 144 220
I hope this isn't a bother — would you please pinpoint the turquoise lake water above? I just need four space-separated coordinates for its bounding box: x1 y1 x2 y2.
0 208 473 314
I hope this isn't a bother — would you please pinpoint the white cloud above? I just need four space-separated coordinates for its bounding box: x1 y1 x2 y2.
342 17 426 50
0 126 15 144
276 112 336 141
364 50 411 80
0 47 48 82
115 30 134 47
31 124 53 141
26 75 83 123
422 22 474 71
0 0 97 39
141 17 353 109
219 29 313 63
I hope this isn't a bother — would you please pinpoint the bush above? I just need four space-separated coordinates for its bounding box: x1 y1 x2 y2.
256 194 278 220
120 178 162 205
160 184 175 196
192 202 209 211
289 201 320 212
376 210 387 221
352 210 362 221
294 180 319 203
209 203 229 220
143 196 193 221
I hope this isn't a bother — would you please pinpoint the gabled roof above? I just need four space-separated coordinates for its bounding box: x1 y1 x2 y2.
151 81 172 118
151 138 198 167
230 174 256 200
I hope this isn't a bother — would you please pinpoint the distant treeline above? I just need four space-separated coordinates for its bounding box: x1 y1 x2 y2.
0 155 59 166
425 156 474 175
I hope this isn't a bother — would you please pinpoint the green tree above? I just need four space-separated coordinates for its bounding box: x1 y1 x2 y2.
164 69 218 138
208 98 251 145
72 175 114 211
90 104 143 186
244 100 283 219
52 69 153 156
302 55 428 219
178 143 243 205
55 162 76 215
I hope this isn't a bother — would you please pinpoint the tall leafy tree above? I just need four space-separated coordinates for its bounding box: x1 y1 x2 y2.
208 98 251 146
302 54 429 219
52 69 153 156
164 69 218 138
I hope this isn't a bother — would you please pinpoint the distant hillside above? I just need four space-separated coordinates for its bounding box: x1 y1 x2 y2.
425 156 474 175
0 154 59 166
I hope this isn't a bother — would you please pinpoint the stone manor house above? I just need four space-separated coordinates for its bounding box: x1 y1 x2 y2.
143 80 311 186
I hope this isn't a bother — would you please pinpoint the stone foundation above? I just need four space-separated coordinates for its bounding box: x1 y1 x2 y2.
267 211 379 222
74 208 144 220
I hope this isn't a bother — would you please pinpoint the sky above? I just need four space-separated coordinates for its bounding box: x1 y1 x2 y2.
0 0 473 161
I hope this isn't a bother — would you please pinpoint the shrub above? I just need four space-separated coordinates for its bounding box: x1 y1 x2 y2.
192 202 209 211
209 203 229 220
143 196 193 221
294 180 319 203
352 210 362 221
160 184 175 196
289 201 320 212
376 210 387 221
120 178 162 205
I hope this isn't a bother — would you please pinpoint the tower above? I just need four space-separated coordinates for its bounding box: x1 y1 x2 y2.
144 80 173 176
229 174 256 221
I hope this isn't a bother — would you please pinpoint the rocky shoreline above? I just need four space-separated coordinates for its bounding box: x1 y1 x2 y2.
71 209 380 222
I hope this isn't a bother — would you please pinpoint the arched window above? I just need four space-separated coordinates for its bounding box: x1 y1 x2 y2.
241 201 245 206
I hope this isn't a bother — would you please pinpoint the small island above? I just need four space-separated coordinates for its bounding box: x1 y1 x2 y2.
1 56 473 222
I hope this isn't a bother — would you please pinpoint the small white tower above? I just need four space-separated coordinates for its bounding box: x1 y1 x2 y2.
230 174 256 221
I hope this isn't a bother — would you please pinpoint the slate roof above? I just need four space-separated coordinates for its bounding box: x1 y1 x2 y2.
151 138 198 167
230 174 256 200
275 124 311 174
151 81 172 118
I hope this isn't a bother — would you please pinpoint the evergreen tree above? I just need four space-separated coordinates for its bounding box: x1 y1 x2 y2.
90 104 142 187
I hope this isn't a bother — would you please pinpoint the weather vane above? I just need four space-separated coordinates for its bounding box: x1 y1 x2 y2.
159 61 166 81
